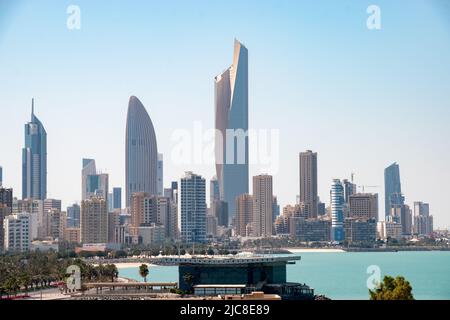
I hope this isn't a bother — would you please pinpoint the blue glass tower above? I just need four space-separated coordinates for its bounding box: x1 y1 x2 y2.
22 99 47 200
331 179 345 242
384 162 403 218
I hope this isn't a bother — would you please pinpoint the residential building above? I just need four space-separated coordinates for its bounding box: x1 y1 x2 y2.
299 150 318 218
80 197 108 244
180 172 206 243
252 174 273 238
235 194 253 237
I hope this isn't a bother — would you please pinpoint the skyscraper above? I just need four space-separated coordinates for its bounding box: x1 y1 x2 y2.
81 158 96 200
126 96 158 207
22 99 47 200
67 203 81 228
157 153 163 196
331 179 345 242
349 193 379 221
209 175 220 208
252 174 273 238
180 172 206 243
299 150 318 218
3 213 31 253
113 187 122 209
384 162 402 217
0 187 13 208
80 197 108 244
235 194 253 237
0 166 2 186
215 40 249 224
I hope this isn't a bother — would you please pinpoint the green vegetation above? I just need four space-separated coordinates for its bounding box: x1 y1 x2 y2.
0 251 118 298
182 272 194 293
369 275 414 300
139 264 149 282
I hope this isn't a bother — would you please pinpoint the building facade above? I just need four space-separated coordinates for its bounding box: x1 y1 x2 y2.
331 179 345 242
349 193 378 221
252 175 273 238
384 162 402 218
180 172 206 243
4 213 31 252
80 197 108 244
299 150 318 218
235 194 253 237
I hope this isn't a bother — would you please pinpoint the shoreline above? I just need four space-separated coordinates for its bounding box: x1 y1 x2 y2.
93 262 158 269
283 248 346 253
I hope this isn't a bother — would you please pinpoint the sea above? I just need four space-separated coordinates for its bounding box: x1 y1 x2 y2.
117 251 450 300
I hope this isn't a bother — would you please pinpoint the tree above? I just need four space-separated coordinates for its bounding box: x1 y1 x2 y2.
369 275 414 300
139 264 149 283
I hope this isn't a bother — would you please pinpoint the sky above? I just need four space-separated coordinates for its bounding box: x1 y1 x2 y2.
0 0 449 228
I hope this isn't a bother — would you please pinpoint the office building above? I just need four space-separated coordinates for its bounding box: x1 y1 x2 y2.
126 96 158 206
272 196 280 222
67 203 81 228
384 162 402 217
215 40 249 224
206 214 218 237
4 213 31 252
235 194 253 237
13 198 42 240
213 199 228 227
81 158 96 200
291 218 331 242
377 221 403 240
209 176 220 207
413 201 433 235
349 193 378 221
180 172 206 243
157 153 163 196
331 179 345 242
343 179 356 203
80 197 108 244
344 218 377 244
137 224 165 245
113 187 122 209
299 150 318 218
22 99 47 200
0 204 11 252
252 174 273 238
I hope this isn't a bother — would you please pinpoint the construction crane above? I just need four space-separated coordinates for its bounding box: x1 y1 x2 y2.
357 185 379 193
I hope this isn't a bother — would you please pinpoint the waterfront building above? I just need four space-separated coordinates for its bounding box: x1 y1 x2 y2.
0 187 13 208
235 194 253 237
137 223 165 245
252 175 273 238
274 215 290 235
22 99 47 200
344 218 377 244
349 193 379 221
113 187 122 209
331 179 345 242
157 153 163 196
4 213 31 252
377 221 403 240
213 199 228 227
215 40 249 225
413 202 433 235
291 217 331 242
180 172 206 243
299 150 318 218
80 197 108 244
384 162 402 217
126 96 158 206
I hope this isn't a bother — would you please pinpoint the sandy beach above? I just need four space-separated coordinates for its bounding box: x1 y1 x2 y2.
93 262 157 269
283 248 346 253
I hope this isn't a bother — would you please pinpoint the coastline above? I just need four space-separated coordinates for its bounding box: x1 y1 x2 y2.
94 262 158 269
283 248 346 253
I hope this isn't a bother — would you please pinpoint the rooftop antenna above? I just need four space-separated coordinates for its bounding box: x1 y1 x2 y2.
351 172 355 184
31 98 35 118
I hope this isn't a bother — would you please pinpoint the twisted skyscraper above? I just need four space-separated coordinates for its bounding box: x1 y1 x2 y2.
125 96 158 207
22 99 47 200
215 40 249 224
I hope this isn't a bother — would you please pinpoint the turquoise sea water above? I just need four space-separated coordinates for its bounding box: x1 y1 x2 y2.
118 251 450 300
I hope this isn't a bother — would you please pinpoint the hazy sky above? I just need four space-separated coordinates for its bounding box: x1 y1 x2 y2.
1 0 449 228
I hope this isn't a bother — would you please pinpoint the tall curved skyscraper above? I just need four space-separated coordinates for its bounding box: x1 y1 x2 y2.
215 39 249 224
22 98 47 200
125 96 158 207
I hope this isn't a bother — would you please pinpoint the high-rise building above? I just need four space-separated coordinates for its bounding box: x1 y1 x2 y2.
4 213 31 252
22 99 47 200
0 187 13 208
413 201 433 235
180 172 206 243
126 96 158 207
331 179 345 242
212 200 228 227
206 214 218 237
252 174 273 238
113 187 122 209
81 158 96 200
291 218 331 242
80 197 108 244
0 166 2 186
42 199 62 239
209 176 220 208
67 203 81 228
343 179 356 204
272 196 280 223
299 150 318 218
215 40 249 225
384 162 402 217
344 218 377 244
235 194 253 237
13 198 42 240
349 193 379 221
157 153 163 196
108 209 121 243
85 173 109 202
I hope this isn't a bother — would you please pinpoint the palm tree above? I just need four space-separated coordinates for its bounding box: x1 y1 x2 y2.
139 264 149 283
182 272 194 293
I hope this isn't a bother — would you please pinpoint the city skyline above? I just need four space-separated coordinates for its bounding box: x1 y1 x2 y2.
1 1 449 228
